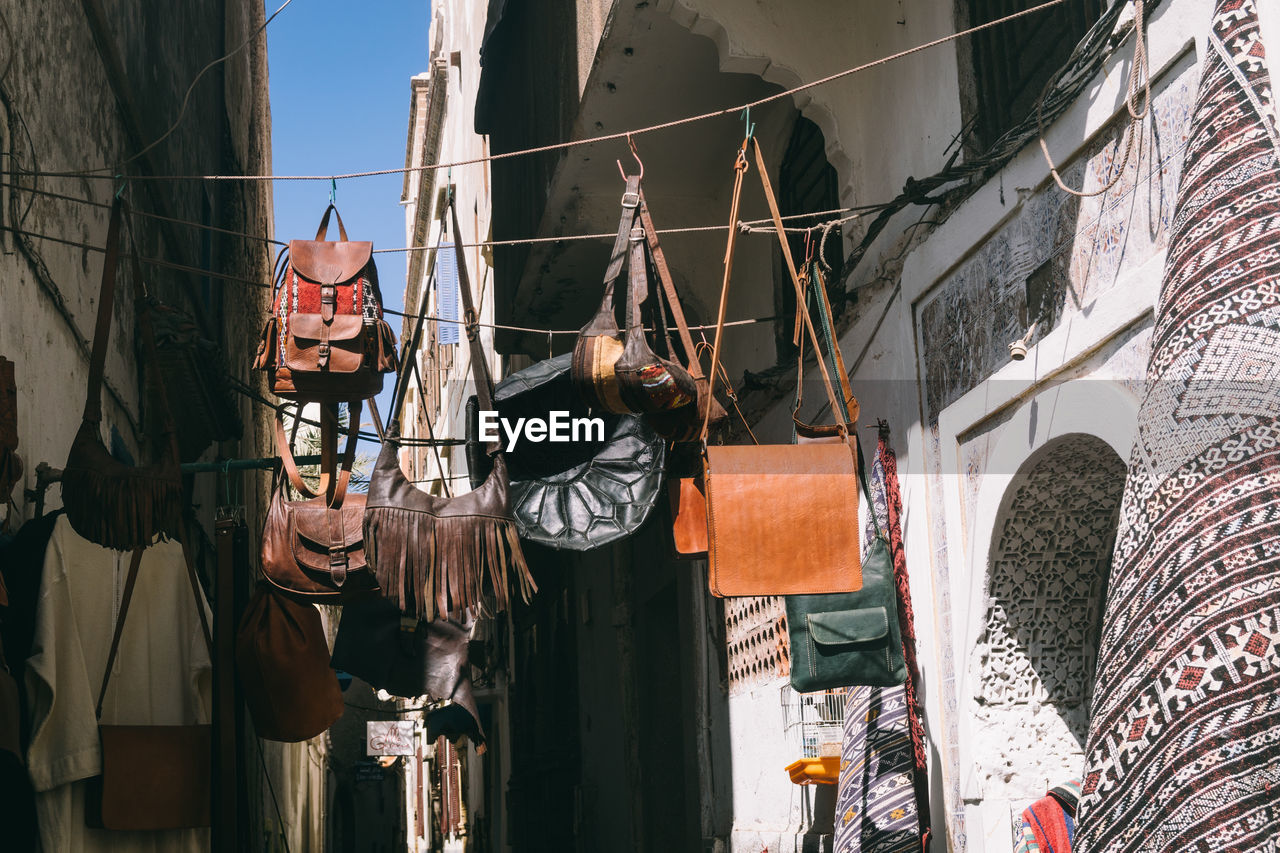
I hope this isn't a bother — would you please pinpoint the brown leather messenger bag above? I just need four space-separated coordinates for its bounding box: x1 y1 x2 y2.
697 137 864 598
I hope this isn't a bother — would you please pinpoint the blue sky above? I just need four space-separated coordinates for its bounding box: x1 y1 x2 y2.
266 0 431 437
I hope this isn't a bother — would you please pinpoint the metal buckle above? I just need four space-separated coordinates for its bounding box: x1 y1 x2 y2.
620 191 640 209
629 225 644 242
320 285 336 305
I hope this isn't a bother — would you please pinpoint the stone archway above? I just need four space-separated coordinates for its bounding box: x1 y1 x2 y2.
970 434 1125 802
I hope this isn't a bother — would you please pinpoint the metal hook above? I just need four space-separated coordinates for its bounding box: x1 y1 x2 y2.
113 174 127 200
328 177 337 206
616 133 645 182
740 107 755 142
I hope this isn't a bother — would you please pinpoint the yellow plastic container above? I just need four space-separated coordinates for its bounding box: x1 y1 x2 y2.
785 756 841 786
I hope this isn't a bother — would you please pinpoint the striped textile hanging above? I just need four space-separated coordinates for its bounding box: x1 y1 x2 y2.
1077 2 1280 850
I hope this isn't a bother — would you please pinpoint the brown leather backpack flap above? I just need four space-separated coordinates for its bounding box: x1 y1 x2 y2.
284 314 368 374
287 239 373 285
704 442 862 597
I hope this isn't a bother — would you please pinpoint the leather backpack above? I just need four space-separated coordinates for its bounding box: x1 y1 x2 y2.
364 197 534 620
260 401 379 602
254 205 399 402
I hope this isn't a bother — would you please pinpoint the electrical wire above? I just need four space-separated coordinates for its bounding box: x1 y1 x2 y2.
18 0 1071 183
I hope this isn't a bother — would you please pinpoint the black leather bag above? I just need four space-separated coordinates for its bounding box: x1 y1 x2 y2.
330 595 484 747
466 353 666 552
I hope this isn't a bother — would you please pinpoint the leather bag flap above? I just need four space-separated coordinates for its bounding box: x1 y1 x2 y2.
807 606 889 645
284 315 367 374
288 239 373 284
289 505 368 573
288 314 366 343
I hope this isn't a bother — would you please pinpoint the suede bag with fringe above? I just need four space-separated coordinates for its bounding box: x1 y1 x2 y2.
364 197 534 620
62 199 184 551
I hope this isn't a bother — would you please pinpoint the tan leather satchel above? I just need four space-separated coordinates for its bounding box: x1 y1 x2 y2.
260 401 380 601
85 542 215 830
698 138 862 598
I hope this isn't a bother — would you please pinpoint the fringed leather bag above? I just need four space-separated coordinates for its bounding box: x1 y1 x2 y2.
62 200 184 551
253 204 399 402
571 175 697 415
364 197 534 621
260 402 380 601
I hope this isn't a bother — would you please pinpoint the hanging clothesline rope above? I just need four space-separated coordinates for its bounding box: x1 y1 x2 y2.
0 180 870 251
16 0 1070 183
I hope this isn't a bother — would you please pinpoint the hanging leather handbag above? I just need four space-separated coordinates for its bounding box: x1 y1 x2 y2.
253 205 399 402
85 543 215 830
62 199 184 552
699 137 863 598
572 176 697 415
466 353 666 551
363 196 535 621
786 443 906 692
260 401 380 602
236 581 343 742
634 190 727 441
330 595 485 748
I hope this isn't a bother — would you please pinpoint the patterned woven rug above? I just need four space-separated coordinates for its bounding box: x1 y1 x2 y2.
834 430 927 853
1077 2 1280 851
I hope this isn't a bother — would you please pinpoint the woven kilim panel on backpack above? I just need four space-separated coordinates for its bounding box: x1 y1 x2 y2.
1077 3 1280 850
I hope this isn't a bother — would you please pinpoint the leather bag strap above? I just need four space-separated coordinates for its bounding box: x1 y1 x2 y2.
82 199 124 425
700 150 748 442
597 176 642 323
274 401 362 507
638 192 702 380
388 229 448 436
449 195 496 414
702 139 849 444
793 262 859 435
314 204 350 242
624 223 647 336
95 534 214 719
751 137 849 440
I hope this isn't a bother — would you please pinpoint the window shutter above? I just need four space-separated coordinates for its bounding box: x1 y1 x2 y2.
436 241 460 345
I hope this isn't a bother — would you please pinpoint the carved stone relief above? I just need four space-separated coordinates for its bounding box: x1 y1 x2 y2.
970 434 1126 800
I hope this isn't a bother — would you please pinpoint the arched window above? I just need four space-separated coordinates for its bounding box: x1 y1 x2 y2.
777 115 843 363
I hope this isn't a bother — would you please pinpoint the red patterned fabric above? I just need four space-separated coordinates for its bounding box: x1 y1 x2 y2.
880 423 931 848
